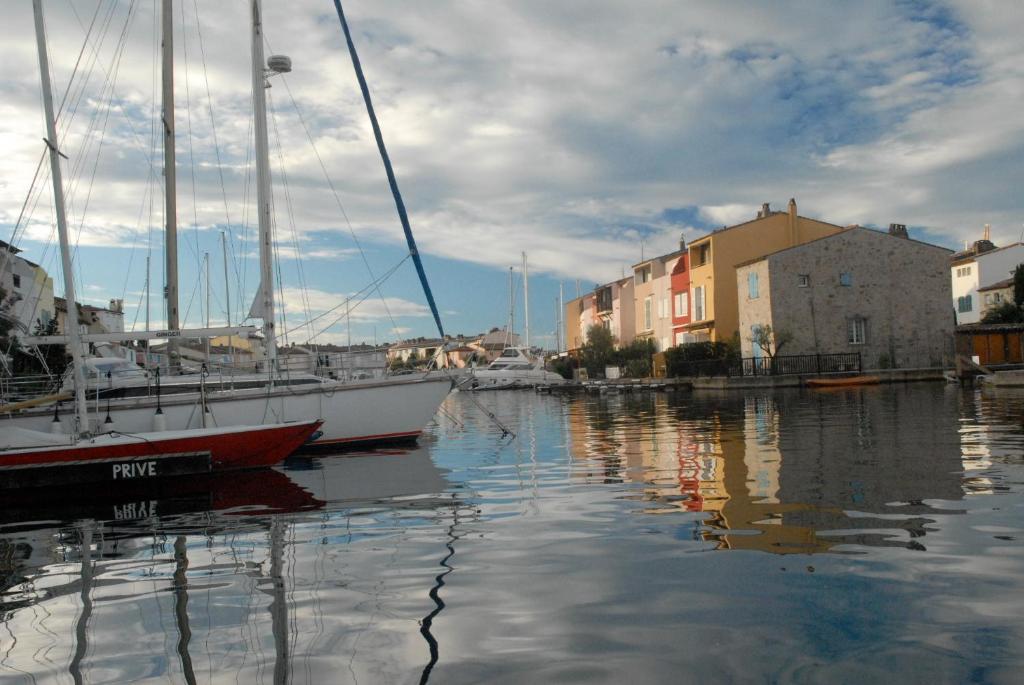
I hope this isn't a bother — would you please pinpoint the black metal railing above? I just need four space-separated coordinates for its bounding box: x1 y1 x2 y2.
669 352 862 378
742 352 862 377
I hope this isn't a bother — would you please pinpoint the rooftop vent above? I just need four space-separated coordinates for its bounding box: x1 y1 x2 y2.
757 202 771 219
888 223 908 239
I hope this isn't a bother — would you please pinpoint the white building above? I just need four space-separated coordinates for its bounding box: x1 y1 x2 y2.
951 238 1024 324
0 240 55 336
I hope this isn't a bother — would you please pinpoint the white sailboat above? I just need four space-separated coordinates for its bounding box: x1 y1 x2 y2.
3 0 452 449
463 253 566 390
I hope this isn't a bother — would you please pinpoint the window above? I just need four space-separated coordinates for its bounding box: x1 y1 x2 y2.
12 274 20 289
848 318 867 345
748 272 759 299
957 295 973 313
674 291 688 317
995 293 1003 304
692 243 710 266
839 272 852 287
644 296 653 330
693 286 704 321
661 296 669 319
798 274 810 288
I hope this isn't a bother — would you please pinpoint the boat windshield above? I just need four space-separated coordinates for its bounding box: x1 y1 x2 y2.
85 359 148 381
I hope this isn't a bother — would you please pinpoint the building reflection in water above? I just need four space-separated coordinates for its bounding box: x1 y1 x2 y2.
566 385 969 554
0 447 461 684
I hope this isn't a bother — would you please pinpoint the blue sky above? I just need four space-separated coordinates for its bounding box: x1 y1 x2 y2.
2 0 1023 348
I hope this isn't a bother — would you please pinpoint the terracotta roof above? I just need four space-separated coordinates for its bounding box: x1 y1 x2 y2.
977 278 1015 293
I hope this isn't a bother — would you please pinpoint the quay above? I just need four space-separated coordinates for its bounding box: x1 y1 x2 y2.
538 367 950 394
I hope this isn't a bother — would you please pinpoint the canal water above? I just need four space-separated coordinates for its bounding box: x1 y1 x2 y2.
2 384 1023 683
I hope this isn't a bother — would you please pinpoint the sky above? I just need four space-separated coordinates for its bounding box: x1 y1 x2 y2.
1 0 1023 349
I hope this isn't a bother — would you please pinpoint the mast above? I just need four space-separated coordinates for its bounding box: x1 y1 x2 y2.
558 281 564 353
162 0 180 370
203 252 210 361
250 0 277 373
221 231 234 369
522 252 530 350
507 266 514 346
32 0 89 432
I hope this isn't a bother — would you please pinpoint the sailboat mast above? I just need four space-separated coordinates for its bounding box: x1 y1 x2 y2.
162 0 180 369
508 266 514 344
32 0 89 431
250 0 277 372
522 252 530 350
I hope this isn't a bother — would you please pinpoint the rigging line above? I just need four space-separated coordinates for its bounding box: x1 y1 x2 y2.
267 90 315 344
191 0 234 239
281 254 409 339
181 0 205 309
65 0 159 173
330 0 446 338
68 1 138 298
276 72 403 343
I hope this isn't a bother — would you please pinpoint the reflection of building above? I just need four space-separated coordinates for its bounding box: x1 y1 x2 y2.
564 384 966 555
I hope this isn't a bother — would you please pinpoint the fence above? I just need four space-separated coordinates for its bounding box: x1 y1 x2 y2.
669 352 861 378
742 352 862 377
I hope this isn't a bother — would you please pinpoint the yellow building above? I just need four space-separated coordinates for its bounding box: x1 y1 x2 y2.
682 199 842 342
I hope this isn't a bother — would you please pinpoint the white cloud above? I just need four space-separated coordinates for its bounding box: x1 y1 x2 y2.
3 0 1023 307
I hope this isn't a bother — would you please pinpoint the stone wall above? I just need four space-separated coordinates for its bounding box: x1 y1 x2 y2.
743 228 954 369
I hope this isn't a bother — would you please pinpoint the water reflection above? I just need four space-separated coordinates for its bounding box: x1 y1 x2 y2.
566 386 974 553
3 386 1024 683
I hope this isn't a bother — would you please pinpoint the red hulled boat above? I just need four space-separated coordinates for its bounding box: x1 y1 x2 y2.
0 420 322 489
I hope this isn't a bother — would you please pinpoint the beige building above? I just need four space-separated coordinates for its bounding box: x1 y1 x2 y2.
736 226 954 369
632 250 684 351
595 277 636 347
683 199 843 343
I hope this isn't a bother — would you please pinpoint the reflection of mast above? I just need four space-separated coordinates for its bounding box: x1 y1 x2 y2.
269 517 289 685
418 498 467 685
172 536 197 685
69 523 94 685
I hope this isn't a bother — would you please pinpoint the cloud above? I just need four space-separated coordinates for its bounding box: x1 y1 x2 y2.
3 0 1023 323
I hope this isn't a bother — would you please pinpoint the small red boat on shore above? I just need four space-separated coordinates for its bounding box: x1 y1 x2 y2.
0 420 322 489
805 375 881 388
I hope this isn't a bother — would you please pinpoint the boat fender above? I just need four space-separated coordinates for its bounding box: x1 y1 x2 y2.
306 430 324 443
152 410 167 432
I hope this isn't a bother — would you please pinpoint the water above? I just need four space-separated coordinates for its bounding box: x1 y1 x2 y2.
2 384 1024 683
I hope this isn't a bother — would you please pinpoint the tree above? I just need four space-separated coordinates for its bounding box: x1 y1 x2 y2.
750 324 792 359
981 301 1024 324
581 324 615 376
1014 263 1024 308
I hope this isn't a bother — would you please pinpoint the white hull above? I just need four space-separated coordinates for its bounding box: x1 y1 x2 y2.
463 368 567 391
1 375 452 450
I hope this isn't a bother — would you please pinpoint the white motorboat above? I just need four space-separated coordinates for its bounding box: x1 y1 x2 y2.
462 347 566 390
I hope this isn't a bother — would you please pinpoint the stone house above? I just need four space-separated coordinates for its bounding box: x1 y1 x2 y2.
735 225 954 369
977 278 1015 318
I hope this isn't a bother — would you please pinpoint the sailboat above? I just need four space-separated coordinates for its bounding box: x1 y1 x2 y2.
0 0 323 490
3 0 453 449
463 253 566 390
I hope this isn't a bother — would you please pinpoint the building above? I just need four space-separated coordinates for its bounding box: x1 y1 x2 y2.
632 249 685 351
977 278 1015 318
735 225 954 369
594 277 636 347
683 199 843 343
0 240 55 336
670 246 691 345
564 293 597 350
951 229 1024 324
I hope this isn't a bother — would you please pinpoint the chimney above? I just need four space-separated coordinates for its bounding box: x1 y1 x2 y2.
679 232 687 252
787 198 797 245
757 202 771 219
888 223 908 239
983 224 991 241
